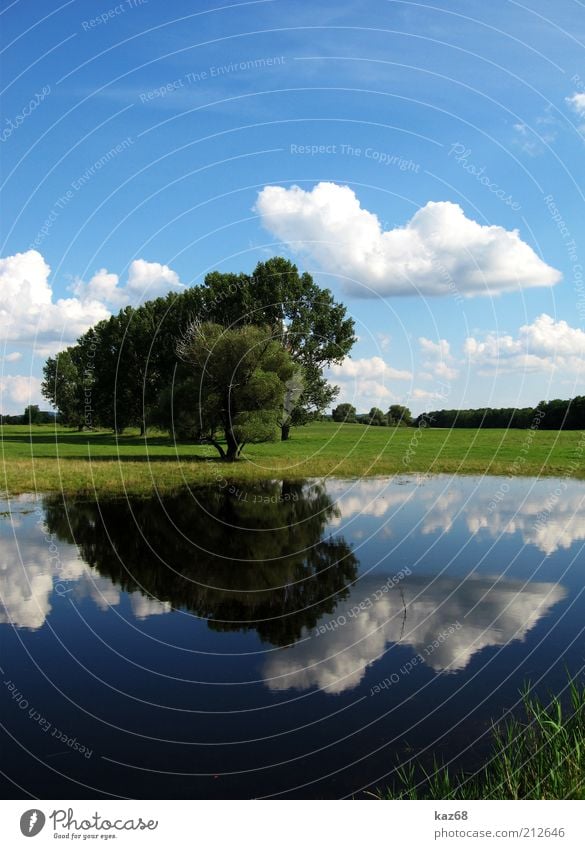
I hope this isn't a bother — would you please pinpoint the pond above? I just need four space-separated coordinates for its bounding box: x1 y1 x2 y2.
1 474 584 798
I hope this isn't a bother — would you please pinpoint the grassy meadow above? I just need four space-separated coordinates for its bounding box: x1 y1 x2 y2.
0 421 583 496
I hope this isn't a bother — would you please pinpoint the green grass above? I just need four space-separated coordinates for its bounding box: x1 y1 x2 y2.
376 679 585 800
0 421 583 496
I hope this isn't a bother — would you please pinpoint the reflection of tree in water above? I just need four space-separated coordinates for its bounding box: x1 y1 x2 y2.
44 481 358 646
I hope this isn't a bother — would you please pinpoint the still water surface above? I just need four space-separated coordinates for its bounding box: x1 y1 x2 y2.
1 475 584 798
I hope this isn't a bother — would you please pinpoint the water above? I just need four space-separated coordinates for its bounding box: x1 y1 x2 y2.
1 475 584 798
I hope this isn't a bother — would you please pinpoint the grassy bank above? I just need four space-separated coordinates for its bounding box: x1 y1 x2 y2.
377 680 585 800
0 422 584 496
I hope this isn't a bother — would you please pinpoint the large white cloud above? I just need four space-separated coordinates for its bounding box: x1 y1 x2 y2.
464 313 585 376
0 250 109 348
255 182 561 297
0 375 42 409
419 336 459 382
0 251 184 411
73 259 183 307
328 355 412 408
0 251 184 352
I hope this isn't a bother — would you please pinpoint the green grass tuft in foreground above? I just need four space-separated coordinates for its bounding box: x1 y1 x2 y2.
377 679 585 800
0 422 583 496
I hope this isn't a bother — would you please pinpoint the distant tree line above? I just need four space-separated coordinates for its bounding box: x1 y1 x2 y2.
331 398 585 431
414 397 585 430
41 258 356 458
332 403 413 426
0 405 56 425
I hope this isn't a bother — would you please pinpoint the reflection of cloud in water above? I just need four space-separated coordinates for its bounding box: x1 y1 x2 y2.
326 480 413 527
327 477 585 556
0 508 170 629
264 576 566 694
129 594 171 619
420 489 462 535
466 491 585 556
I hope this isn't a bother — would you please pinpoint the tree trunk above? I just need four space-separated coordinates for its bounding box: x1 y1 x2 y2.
139 423 147 437
209 439 225 459
281 423 291 441
224 427 239 462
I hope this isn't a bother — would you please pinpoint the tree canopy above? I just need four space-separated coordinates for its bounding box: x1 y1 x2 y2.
42 257 356 444
170 321 295 460
332 403 357 423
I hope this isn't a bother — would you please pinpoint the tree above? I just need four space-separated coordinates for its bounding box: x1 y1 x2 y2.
200 258 356 439
42 348 85 429
40 257 355 439
365 407 386 426
175 322 294 460
278 367 305 441
388 404 412 426
23 404 41 425
88 306 165 435
332 403 357 423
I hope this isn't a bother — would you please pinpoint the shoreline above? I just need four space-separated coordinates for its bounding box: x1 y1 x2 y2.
1 423 584 497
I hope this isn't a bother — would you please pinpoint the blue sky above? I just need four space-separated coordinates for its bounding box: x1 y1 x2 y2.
1 0 585 414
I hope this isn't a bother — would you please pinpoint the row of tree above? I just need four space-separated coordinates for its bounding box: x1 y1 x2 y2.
0 405 56 425
414 397 585 430
42 258 356 458
332 403 413 426
331 398 585 431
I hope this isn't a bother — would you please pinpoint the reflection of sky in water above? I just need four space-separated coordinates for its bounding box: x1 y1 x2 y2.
0 496 169 630
325 476 585 556
0 476 582 800
0 478 577 669
263 575 566 694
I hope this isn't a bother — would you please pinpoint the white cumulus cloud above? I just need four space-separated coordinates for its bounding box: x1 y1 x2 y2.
0 250 184 348
73 258 183 308
328 355 412 409
255 182 561 298
567 92 585 115
464 313 585 376
0 250 109 348
419 336 459 382
567 92 585 133
0 375 42 409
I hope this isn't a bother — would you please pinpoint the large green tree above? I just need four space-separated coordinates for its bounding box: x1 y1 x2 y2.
199 258 356 439
365 407 387 426
174 321 294 460
41 257 355 439
42 347 86 429
332 403 357 423
388 404 413 426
